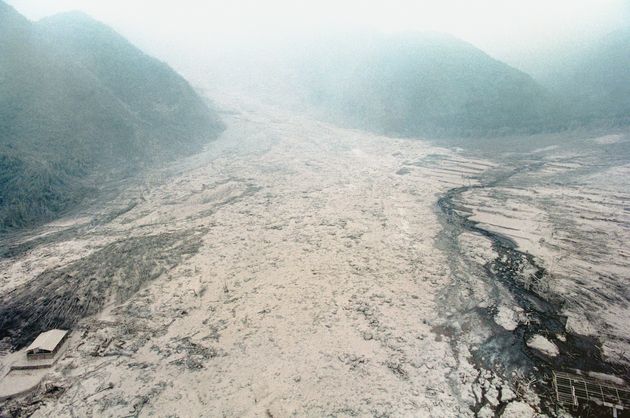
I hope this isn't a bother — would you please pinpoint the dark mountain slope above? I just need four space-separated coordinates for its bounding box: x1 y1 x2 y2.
540 29 630 124
295 32 561 137
37 12 222 156
0 3 223 230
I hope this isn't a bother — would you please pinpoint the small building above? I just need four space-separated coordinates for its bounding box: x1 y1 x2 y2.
25 329 69 361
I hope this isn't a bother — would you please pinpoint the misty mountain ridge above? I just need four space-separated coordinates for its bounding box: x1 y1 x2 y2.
232 29 628 138
283 31 562 137
0 3 223 231
538 28 630 124
37 11 222 149
2 0 627 231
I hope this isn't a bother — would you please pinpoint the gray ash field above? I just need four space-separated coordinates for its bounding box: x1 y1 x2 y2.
0 93 629 417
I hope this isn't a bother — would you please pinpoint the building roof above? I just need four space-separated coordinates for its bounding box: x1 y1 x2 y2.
26 329 68 353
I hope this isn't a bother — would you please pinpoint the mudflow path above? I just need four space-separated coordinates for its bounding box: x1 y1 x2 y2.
1 94 628 417
432 134 630 417
0 94 500 417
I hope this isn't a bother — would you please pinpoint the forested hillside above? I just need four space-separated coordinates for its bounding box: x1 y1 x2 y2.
0 2 223 230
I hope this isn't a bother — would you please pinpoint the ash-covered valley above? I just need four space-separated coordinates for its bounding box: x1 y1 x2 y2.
2 1 630 417
1 92 629 417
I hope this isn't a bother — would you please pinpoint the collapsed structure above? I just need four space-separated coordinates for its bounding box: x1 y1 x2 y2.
25 329 69 361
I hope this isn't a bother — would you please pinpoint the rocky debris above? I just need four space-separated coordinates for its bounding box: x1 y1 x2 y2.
385 360 409 380
494 305 520 331
0 381 68 417
81 314 170 358
154 337 223 371
477 405 494 418
484 384 500 407
348 296 390 344
500 401 536 417
526 335 559 357
338 353 370 372
587 371 626 386
90 336 115 357
467 367 537 418
83 382 115 400
500 386 516 403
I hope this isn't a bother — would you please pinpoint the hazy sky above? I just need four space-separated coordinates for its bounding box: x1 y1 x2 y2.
7 0 630 70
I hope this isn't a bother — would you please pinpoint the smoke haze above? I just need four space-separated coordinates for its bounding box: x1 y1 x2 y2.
7 0 630 72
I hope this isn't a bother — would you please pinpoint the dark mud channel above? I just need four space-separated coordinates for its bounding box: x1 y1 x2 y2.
435 164 629 416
